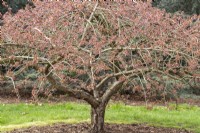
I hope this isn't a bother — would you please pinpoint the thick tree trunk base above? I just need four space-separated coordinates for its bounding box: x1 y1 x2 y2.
91 104 106 133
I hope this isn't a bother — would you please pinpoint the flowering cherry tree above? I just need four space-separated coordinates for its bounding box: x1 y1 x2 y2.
1 1 200 132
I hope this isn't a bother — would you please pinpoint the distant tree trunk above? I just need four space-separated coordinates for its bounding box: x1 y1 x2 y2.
91 103 107 133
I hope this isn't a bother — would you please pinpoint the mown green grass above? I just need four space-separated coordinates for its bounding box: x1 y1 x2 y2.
0 102 199 132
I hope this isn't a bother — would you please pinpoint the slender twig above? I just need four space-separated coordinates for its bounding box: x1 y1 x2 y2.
80 2 98 43
101 47 200 60
6 76 21 100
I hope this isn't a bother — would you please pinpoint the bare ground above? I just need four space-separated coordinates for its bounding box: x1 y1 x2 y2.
8 123 192 133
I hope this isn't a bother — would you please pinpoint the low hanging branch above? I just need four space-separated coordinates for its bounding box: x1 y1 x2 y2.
45 68 100 108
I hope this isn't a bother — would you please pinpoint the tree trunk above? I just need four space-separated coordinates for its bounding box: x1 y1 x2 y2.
91 103 106 133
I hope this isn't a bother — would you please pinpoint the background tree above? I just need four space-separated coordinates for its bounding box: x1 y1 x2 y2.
0 0 35 14
153 0 200 15
1 1 200 133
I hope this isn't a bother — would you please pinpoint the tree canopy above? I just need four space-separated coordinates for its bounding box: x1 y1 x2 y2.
1 1 200 132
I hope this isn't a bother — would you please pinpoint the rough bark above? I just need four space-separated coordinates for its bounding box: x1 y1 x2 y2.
90 81 125 133
91 103 106 133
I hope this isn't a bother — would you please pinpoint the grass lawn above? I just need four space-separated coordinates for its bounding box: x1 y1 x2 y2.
0 102 199 132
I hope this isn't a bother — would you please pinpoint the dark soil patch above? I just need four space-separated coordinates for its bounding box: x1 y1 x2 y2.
9 123 192 133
